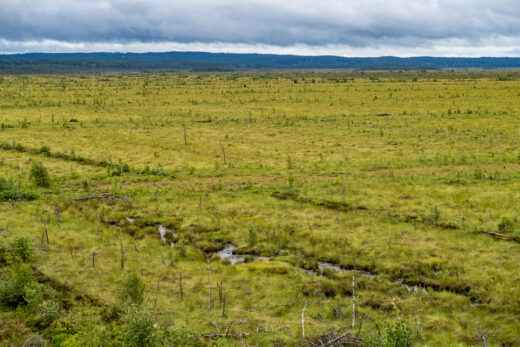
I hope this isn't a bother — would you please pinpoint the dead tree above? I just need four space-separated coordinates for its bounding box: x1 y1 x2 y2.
41 216 49 245
220 142 226 165
120 240 125 270
179 272 183 300
306 213 312 231
18 176 21 203
302 300 307 337
352 276 356 329
218 281 223 306
154 277 160 313
54 202 60 227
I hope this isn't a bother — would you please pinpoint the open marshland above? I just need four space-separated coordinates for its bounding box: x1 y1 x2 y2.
0 71 519 346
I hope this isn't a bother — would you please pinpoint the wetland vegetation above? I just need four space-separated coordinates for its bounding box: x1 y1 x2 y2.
0 70 519 346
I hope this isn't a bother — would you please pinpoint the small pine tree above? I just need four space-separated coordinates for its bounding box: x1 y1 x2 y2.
248 225 258 247
29 161 51 188
9 237 33 262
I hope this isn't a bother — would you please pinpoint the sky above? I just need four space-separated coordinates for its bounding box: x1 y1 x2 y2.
1 0 520 57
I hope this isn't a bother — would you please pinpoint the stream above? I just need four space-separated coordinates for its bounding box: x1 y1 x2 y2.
215 244 270 265
158 224 174 247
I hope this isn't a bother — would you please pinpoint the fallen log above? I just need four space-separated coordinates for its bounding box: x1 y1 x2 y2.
68 193 130 204
309 332 364 347
200 332 249 339
482 231 506 238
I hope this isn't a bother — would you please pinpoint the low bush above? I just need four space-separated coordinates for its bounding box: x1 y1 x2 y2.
122 306 160 347
9 237 33 262
120 272 146 306
39 145 51 156
498 216 515 233
29 161 51 188
37 300 63 328
0 264 37 308
0 190 39 202
365 320 414 347
0 176 14 191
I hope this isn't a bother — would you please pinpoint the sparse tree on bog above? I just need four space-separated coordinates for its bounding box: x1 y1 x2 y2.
29 161 51 188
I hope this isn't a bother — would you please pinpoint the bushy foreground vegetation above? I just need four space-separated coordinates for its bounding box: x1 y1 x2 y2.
0 70 519 346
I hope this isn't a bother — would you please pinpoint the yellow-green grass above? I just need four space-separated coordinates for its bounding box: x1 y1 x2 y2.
1 71 519 346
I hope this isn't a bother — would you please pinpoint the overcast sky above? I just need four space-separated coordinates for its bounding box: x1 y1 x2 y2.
1 0 520 56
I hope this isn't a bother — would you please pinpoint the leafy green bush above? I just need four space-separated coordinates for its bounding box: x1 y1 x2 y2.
0 176 14 191
120 272 146 306
29 161 51 188
23 281 44 310
498 216 515 233
9 237 33 262
39 145 51 156
365 320 414 347
37 300 63 328
0 264 37 307
385 320 413 347
65 313 112 347
122 306 160 347
107 160 131 177
0 190 39 202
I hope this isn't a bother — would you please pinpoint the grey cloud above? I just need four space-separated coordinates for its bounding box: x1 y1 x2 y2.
0 0 519 49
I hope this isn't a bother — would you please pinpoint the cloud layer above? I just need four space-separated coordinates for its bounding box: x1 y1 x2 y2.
1 0 520 56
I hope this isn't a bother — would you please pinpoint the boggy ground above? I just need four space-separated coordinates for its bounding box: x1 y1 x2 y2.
0 70 519 346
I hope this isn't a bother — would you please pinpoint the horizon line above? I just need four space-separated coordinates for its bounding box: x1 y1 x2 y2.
2 51 520 59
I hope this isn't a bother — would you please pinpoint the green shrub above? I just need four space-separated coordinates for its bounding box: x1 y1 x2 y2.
39 145 51 156
365 320 414 347
122 306 160 347
23 281 44 310
385 320 413 347
0 264 36 307
0 190 39 202
37 300 63 328
9 237 33 262
69 314 113 347
498 216 515 233
120 272 146 306
29 161 51 188
0 176 14 191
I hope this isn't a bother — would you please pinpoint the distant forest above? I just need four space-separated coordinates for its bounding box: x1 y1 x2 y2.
1 52 520 73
